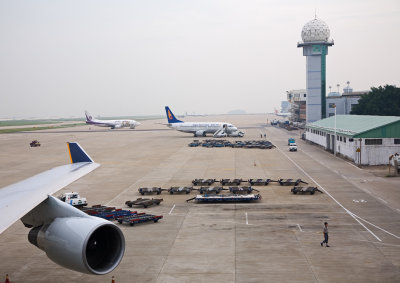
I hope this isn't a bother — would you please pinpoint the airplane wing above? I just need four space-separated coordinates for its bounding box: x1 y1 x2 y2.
0 142 100 234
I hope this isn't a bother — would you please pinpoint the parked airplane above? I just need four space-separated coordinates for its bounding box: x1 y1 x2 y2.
274 108 291 118
0 143 125 275
85 110 141 129
165 106 244 137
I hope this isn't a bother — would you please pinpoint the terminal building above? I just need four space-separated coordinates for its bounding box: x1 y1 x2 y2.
305 115 400 165
287 89 307 122
326 82 369 117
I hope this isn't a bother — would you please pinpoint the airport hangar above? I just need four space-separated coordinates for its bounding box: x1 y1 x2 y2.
305 115 400 165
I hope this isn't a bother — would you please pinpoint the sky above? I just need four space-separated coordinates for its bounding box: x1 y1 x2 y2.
0 0 399 119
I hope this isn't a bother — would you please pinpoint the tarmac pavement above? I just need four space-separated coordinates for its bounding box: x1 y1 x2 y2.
0 114 399 282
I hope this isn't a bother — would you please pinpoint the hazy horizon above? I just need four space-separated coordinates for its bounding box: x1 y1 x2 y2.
1 0 399 119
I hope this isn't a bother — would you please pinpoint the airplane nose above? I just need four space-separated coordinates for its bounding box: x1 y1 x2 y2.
136 122 141 126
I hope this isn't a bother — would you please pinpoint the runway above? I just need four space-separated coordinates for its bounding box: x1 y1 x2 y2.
0 114 399 282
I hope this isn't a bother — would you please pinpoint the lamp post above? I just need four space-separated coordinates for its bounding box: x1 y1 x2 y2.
333 104 337 156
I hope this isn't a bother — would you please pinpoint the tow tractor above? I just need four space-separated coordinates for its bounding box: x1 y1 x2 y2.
58 192 87 207
30 140 41 147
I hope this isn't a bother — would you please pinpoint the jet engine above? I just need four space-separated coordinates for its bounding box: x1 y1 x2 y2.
194 130 206 137
28 216 125 275
129 121 136 129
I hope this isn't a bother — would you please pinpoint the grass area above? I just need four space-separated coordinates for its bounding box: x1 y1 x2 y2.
0 123 86 134
0 115 164 127
0 120 61 127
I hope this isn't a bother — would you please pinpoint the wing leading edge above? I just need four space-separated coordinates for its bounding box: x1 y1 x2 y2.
0 142 100 234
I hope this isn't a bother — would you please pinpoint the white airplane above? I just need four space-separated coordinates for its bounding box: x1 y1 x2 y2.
165 106 244 137
85 110 141 129
0 143 125 275
274 108 291 117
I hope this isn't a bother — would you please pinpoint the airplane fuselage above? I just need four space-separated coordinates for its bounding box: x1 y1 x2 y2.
86 119 140 129
168 122 237 134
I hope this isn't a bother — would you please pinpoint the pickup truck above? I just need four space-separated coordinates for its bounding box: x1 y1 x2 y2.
289 143 297 152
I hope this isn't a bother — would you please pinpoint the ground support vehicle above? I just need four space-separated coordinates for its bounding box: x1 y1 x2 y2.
229 186 259 194
192 179 216 186
277 179 308 186
81 205 116 215
125 198 163 208
168 186 193 194
187 194 262 203
289 144 297 152
291 186 322 195
58 192 88 207
30 140 41 147
138 187 163 195
118 213 163 226
198 186 225 194
220 179 243 185
81 206 135 220
188 141 201 147
248 179 272 185
288 138 295 145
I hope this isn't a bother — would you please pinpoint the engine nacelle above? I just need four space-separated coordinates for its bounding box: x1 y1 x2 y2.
129 121 136 129
195 130 206 137
114 124 122 129
28 217 125 275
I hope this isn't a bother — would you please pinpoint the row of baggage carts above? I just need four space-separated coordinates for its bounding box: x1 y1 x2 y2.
138 179 309 196
81 205 163 226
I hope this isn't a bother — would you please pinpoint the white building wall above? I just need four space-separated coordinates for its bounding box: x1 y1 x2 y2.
306 130 400 165
305 131 326 147
360 139 400 165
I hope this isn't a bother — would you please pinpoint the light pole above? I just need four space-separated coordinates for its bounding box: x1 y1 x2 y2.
334 104 337 156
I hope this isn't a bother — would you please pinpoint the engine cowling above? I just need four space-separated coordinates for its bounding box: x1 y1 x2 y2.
195 130 205 137
28 216 125 275
129 121 136 129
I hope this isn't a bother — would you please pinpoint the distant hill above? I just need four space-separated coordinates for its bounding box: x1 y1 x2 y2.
227 109 246 115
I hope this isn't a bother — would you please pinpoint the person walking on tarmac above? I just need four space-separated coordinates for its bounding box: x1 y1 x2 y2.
321 222 330 247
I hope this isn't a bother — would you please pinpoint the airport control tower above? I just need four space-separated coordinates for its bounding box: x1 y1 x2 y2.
298 17 334 123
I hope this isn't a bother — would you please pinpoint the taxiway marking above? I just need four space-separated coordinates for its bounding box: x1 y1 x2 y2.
297 224 303 232
169 204 176 215
378 197 388 204
274 144 383 242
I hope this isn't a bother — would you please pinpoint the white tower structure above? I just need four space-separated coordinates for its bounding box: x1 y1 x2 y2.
298 17 334 123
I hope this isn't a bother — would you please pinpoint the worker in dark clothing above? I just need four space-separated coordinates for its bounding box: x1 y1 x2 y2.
321 222 330 247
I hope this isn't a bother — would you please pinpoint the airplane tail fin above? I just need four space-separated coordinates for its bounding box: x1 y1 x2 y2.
67 142 94 163
85 110 93 122
165 106 183 123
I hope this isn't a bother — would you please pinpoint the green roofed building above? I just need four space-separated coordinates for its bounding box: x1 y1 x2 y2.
305 115 400 165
